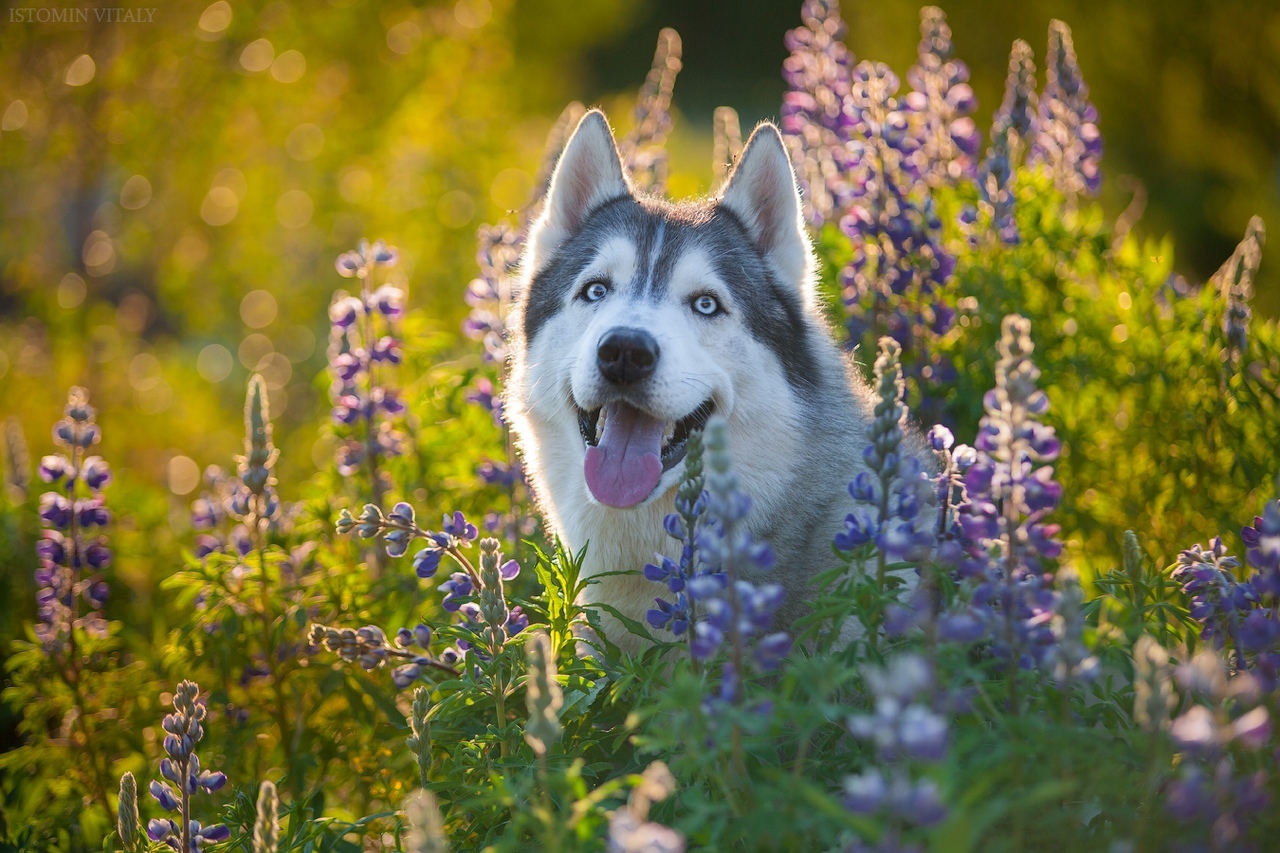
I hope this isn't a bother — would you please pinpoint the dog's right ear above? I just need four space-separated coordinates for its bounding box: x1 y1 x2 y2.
527 110 629 271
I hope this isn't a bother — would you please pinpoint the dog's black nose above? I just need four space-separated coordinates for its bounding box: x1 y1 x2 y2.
597 327 659 386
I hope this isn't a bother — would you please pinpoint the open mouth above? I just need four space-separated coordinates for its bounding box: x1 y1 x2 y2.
576 398 714 507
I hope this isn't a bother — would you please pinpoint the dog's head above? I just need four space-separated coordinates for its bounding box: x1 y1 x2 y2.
508 109 820 510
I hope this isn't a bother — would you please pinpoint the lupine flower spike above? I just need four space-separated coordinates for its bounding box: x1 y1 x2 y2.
955 316 1080 703
838 58 957 395
36 387 112 658
843 655 950 850
677 417 791 704
118 771 142 853
621 27 682 195
906 6 979 185
712 106 744 185
147 680 229 852
328 238 406 503
253 781 279 853
1030 20 1102 199
781 0 858 227
407 686 433 788
838 337 935 570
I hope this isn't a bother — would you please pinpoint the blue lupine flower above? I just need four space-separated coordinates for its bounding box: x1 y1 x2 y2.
1029 20 1101 198
834 59 957 400
328 240 406 498
952 316 1075 674
837 338 936 566
35 387 113 655
780 0 859 227
905 6 979 186
148 681 227 850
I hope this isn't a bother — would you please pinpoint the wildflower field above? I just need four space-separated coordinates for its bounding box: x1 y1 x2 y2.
3 1 1280 851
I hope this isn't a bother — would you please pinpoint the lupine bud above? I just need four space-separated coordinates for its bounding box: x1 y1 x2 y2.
406 687 432 789
118 772 141 853
253 781 279 853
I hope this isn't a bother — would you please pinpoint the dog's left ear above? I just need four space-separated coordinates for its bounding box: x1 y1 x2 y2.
718 123 813 294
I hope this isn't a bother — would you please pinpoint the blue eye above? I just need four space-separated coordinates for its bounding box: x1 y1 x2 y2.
582 281 609 302
693 294 720 316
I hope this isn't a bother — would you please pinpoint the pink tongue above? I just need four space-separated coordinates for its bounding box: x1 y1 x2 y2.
584 401 665 508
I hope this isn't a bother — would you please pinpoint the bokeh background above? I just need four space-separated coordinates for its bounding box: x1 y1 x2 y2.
0 0 1277 699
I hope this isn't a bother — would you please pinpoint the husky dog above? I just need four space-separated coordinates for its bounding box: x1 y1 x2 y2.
506 110 898 652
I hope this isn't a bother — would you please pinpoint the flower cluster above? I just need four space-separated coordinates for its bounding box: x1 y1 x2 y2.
1029 20 1101 198
1175 475 1280 691
464 222 523 369
992 38 1039 149
955 316 1071 675
904 6 979 186
146 680 229 851
780 0 859 227
333 504 527 673
835 338 935 565
308 622 460 687
620 27 682 196
828 48 957 402
843 655 949 850
328 239 407 499
200 374 290 535
1171 539 1255 661
839 58 956 353
652 417 791 704
973 39 1038 246
1164 651 1272 848
645 428 708 639
36 387 112 656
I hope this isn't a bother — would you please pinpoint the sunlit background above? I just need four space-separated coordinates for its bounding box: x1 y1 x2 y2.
3 0 1277 489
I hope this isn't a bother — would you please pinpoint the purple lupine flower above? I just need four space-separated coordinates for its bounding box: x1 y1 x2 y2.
35 387 113 657
645 432 709 639
848 655 949 763
836 60 957 399
148 681 227 851
992 39 1038 149
327 239 407 504
780 0 859 227
952 316 1069 676
978 121 1019 245
464 223 524 366
1177 475 1280 691
686 418 790 703
1162 653 1273 845
1029 20 1101 197
1172 539 1255 659
620 27 682 196
905 7 979 186
837 339 935 567
842 654 951 848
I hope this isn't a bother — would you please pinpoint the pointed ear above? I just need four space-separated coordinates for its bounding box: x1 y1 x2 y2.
527 110 630 271
717 122 813 293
